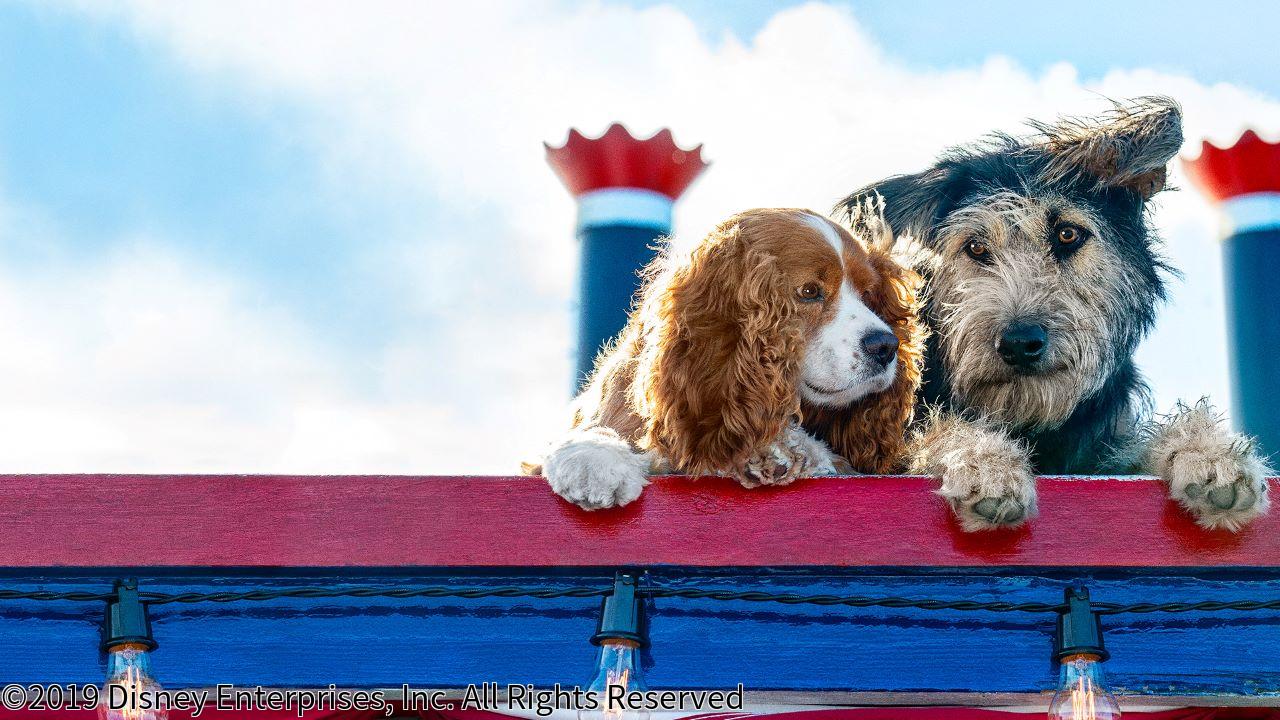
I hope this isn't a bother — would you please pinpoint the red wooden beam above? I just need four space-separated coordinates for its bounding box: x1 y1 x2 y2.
0 475 1276 567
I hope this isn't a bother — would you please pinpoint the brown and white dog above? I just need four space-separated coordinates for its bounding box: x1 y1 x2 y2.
525 206 923 509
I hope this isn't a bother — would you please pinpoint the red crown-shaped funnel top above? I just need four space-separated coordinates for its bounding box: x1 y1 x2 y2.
1183 130 1280 203
546 123 708 200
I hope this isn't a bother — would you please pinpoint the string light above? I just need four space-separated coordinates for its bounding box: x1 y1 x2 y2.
0 576 1274 716
1049 587 1121 720
99 579 168 720
581 573 649 720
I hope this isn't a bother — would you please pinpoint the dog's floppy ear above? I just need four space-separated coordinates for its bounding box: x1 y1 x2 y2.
836 166 969 249
1034 96 1183 200
638 217 803 475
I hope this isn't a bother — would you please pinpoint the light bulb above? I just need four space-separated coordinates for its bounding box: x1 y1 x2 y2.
1048 653 1121 720
98 642 168 720
579 638 649 720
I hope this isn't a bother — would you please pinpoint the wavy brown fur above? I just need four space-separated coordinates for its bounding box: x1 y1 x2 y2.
639 216 808 473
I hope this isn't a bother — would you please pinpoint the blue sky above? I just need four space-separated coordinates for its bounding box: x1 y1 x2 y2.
0 4 407 344
659 0 1280 95
0 1 1275 472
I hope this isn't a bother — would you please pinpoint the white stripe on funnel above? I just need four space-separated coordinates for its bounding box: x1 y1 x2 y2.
577 187 674 231
1222 192 1280 236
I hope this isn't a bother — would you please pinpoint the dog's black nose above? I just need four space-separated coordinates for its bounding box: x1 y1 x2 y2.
860 330 899 369
997 322 1047 368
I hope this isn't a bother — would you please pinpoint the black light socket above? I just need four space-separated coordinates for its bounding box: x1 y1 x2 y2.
591 572 647 647
1054 586 1108 662
101 578 158 653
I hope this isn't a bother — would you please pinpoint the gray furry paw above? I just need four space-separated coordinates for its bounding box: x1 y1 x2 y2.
910 412 1038 531
937 456 1038 531
1146 401 1271 531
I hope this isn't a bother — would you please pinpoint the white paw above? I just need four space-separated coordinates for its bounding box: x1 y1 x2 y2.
542 429 650 510
737 424 842 488
1166 441 1270 531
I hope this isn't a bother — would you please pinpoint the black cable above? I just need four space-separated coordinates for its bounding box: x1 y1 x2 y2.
0 582 1276 616
1094 598 1280 615
142 586 610 605
0 589 112 602
643 587 1067 613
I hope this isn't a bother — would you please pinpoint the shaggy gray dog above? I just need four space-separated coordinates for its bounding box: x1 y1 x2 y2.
841 97 1270 532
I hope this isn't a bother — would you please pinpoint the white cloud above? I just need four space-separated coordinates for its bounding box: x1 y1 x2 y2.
0 229 568 473
0 238 321 471
13 0 1280 472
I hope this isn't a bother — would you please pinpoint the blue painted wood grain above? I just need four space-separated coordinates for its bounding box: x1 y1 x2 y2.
2 569 1278 697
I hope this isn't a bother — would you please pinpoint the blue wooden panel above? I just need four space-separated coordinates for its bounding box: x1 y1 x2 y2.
2 569 1279 697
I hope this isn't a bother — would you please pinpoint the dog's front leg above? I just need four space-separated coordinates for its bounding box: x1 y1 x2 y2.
737 420 850 488
907 411 1037 531
1139 400 1271 531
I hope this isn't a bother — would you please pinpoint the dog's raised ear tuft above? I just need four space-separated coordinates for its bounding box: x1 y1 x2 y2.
1033 96 1183 200
844 194 895 252
836 166 967 248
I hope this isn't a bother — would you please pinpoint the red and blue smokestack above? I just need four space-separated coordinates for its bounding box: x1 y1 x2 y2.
546 124 707 387
1184 130 1280 455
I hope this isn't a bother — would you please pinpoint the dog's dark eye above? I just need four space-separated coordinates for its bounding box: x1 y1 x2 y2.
964 239 991 263
796 283 824 303
1056 224 1087 246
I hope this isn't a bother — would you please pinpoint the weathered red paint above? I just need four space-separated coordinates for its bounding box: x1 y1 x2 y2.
0 475 1276 567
